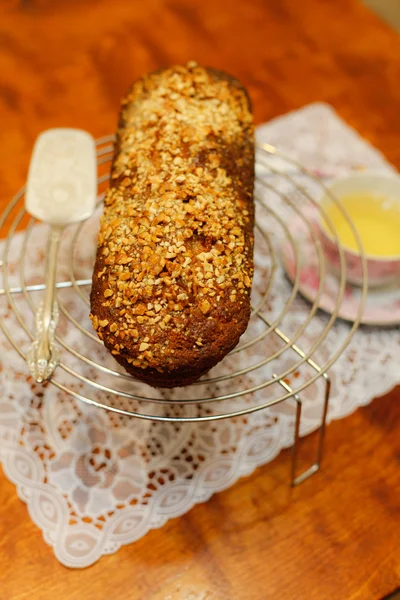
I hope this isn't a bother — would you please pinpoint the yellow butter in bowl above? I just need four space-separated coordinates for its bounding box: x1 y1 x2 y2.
323 192 400 257
319 172 400 287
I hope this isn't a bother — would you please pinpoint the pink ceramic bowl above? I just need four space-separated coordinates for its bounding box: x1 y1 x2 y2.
318 173 400 288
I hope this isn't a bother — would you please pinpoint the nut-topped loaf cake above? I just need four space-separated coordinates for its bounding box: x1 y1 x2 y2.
90 62 254 387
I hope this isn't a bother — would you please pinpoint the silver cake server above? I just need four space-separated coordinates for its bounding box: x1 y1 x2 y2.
25 128 97 382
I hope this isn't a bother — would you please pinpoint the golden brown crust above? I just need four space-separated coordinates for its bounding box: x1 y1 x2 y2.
90 61 254 387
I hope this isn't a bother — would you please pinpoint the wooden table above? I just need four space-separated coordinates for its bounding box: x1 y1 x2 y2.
0 1 399 598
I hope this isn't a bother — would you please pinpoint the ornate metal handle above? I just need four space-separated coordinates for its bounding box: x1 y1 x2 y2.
27 226 62 382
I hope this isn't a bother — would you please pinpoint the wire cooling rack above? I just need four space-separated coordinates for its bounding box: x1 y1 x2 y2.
0 137 367 485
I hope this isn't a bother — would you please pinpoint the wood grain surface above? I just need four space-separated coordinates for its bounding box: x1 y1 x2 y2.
0 0 400 598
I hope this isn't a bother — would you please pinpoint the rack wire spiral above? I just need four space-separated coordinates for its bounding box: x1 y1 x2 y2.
0 136 367 485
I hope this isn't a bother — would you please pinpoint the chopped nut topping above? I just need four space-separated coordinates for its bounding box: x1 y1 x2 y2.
200 299 211 314
119 272 131 281
244 275 251 287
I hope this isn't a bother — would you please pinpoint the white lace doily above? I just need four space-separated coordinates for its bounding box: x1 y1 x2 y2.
1 103 399 568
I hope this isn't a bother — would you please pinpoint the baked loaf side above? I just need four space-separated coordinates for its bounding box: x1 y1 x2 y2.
90 62 254 387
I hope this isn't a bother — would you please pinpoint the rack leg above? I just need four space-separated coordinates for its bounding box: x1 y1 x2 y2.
316 373 331 468
290 395 302 486
291 373 331 486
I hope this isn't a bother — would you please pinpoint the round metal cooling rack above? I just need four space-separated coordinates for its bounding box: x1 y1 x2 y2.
0 136 368 485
